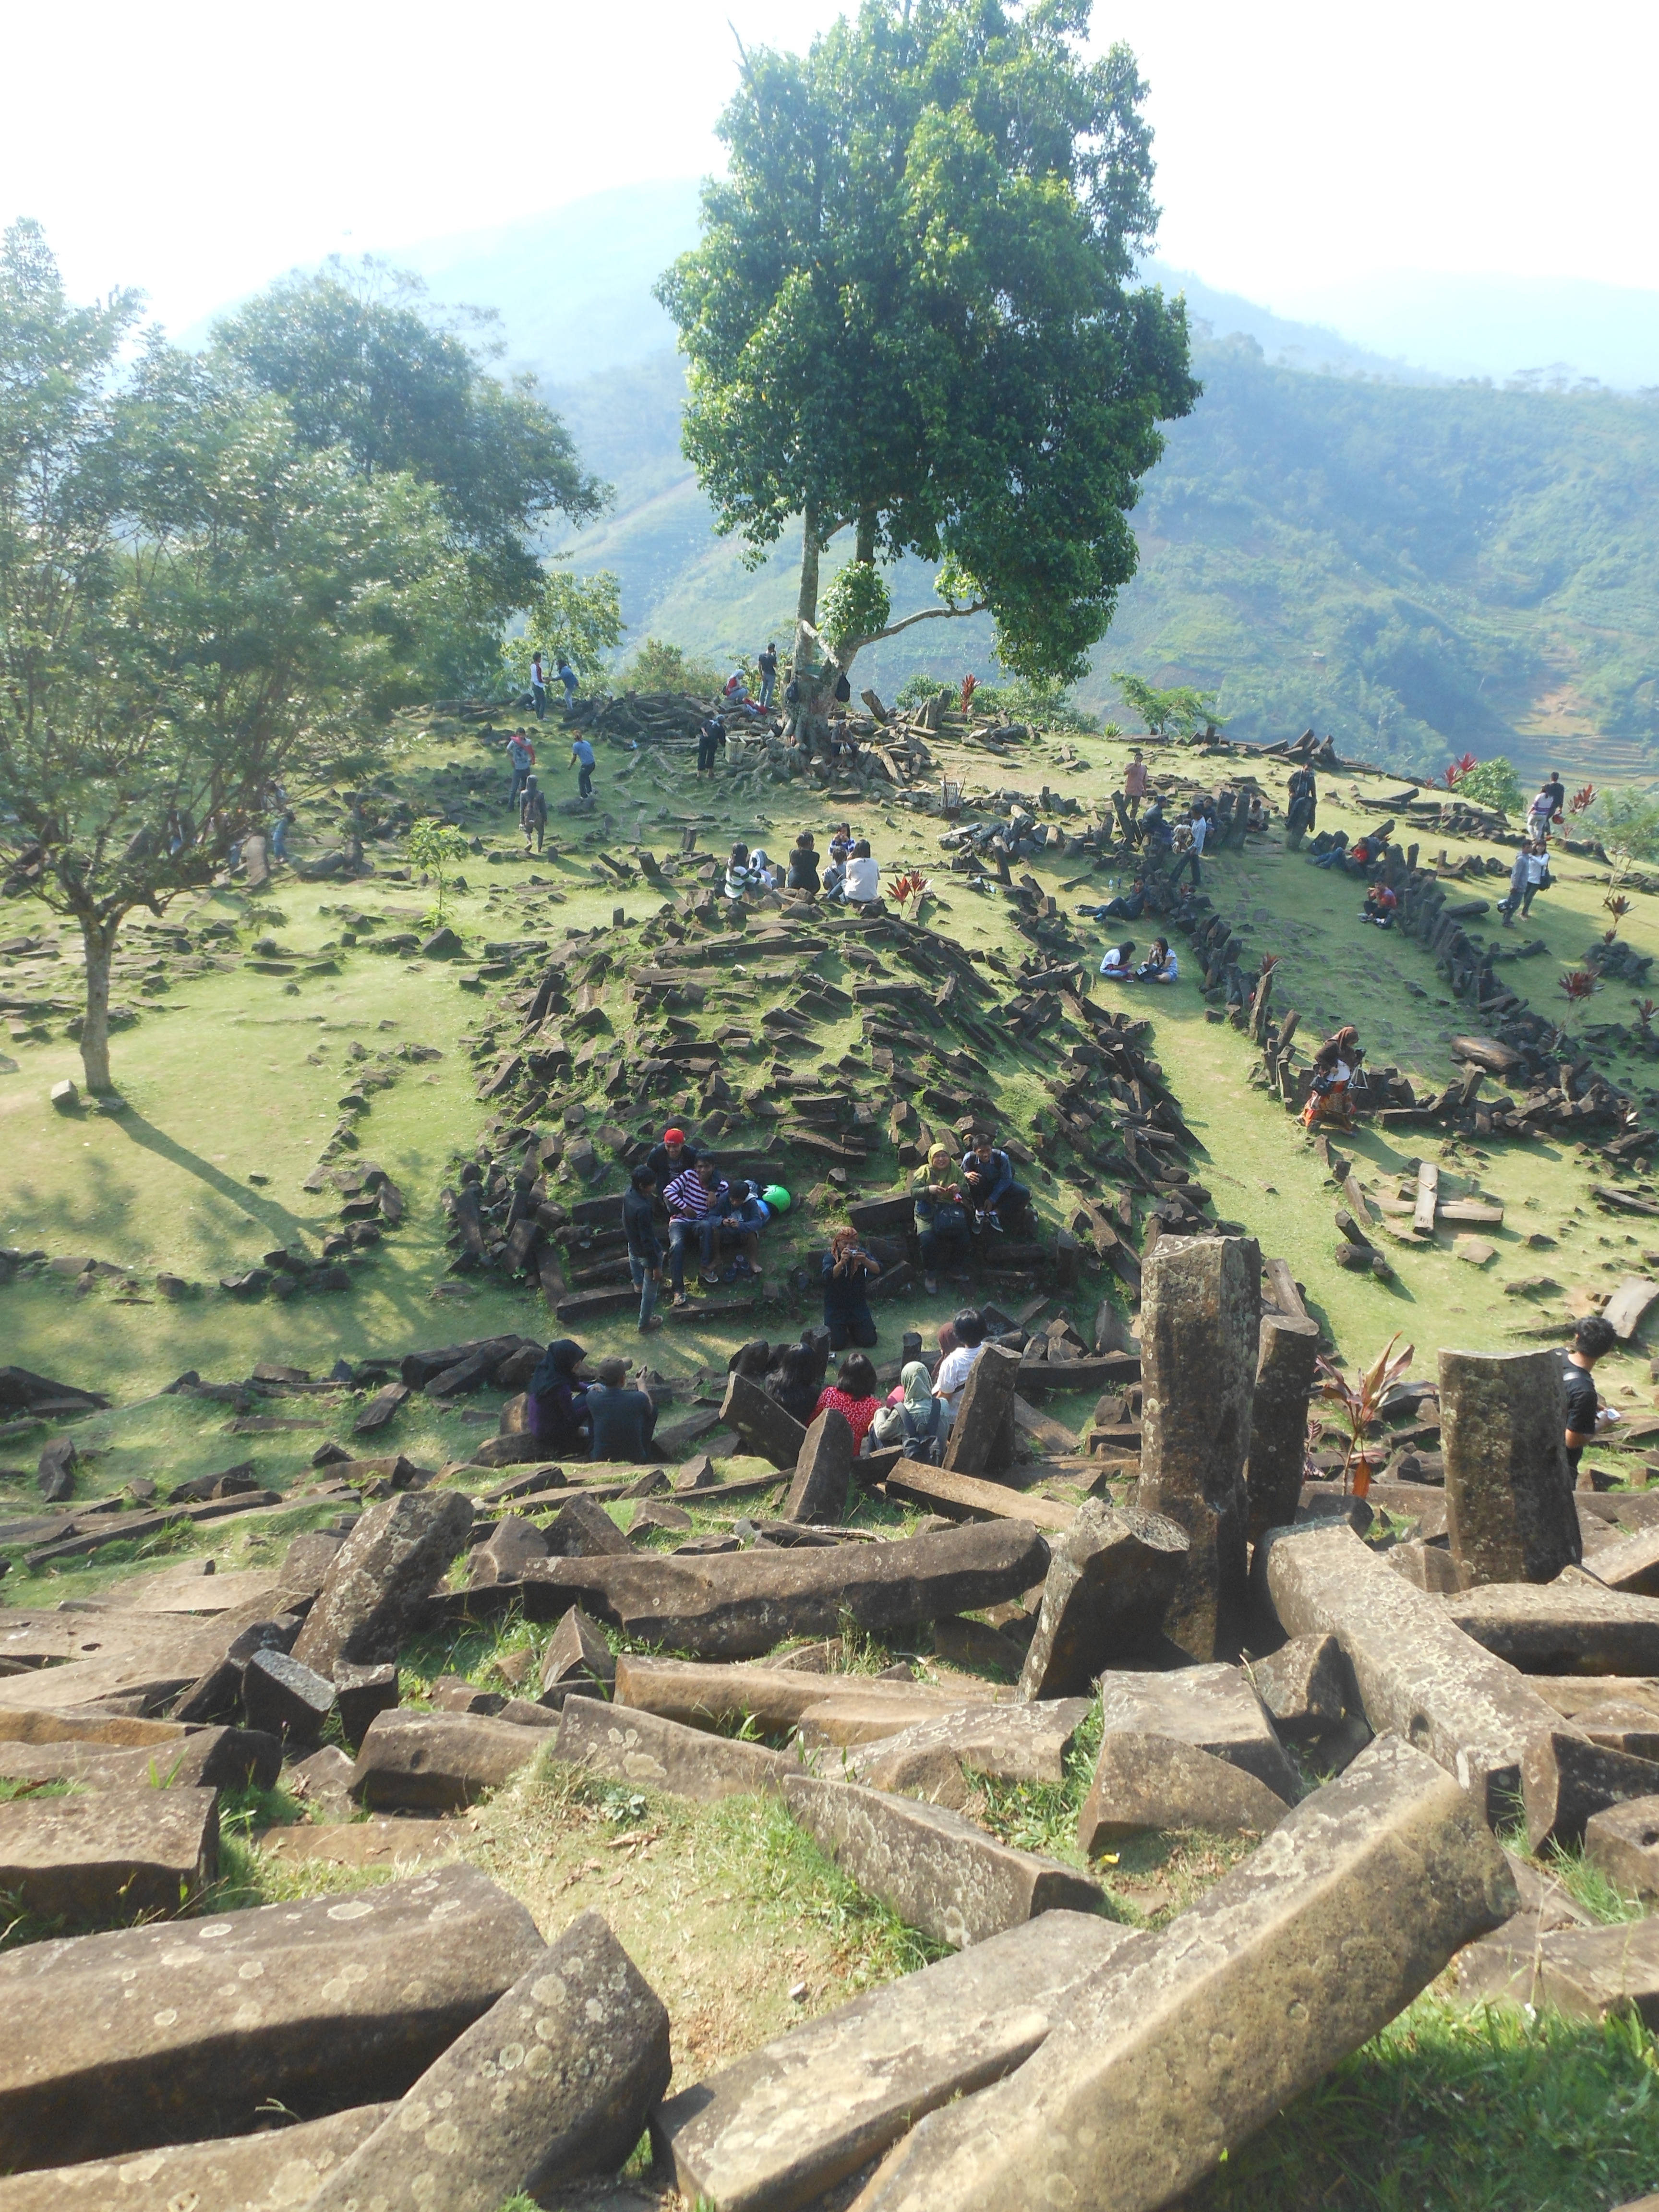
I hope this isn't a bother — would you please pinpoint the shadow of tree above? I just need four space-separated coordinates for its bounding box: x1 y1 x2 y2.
113 1111 317 1247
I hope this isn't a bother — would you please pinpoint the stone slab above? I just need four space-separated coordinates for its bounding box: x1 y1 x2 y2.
1586 1794 1659 1900
0 1784 218 1921
0 2105 395 2212
349 1710 546 1811
258 1817 461 1868
783 1774 1104 1949
0 1724 280 1794
852 1735 1514 2212
1445 1574 1659 1674
881 1461 1075 1533
1261 1522 1566 1822
784 1407 854 1526
1248 1634 1352 1738
293 1489 474 1675
302 1911 670 2211
1521 1727 1659 1851
848 1700 1093 1809
1440 1347 1579 1588
612 1655 994 1735
654 1912 1136 2212
1017 1503 1189 1699
1077 1733 1295 1852
1094 1663 1298 1798
1455 1913 1659 2023
1585 1525 1659 1599
0 1864 545 2171
555 1694 799 1799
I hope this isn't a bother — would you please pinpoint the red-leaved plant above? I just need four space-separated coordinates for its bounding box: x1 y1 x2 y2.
1605 893 1633 937
1442 752 1478 790
1559 967 1601 1028
1637 998 1657 1036
959 674 978 716
1570 782 1596 815
1315 1334 1415 1497
886 868 933 917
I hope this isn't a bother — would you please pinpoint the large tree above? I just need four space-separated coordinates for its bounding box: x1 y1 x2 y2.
656 0 1198 735
0 221 463 1093
214 258 609 694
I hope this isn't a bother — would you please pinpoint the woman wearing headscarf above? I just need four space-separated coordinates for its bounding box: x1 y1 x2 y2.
1301 1025 1363 1130
911 1140 970 1294
821 1225 880 1350
526 1338 591 1455
872 1361 947 1460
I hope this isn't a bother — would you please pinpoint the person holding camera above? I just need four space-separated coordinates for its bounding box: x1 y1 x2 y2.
822 1225 880 1350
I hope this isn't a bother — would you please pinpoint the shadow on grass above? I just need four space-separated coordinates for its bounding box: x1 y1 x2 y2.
113 1109 316 1246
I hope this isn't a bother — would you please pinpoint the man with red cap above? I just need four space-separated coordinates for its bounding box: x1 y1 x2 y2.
645 1125 699 1191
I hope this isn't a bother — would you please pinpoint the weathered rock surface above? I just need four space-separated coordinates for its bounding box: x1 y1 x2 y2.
1456 1913 1659 2022
556 1695 798 1799
241 1647 337 1745
1445 1573 1659 1674
783 1407 855 1526
852 1736 1514 2212
512 1519 1050 1659
942 1342 1022 1478
1585 1794 1659 1899
849 1699 1092 1810
721 1370 807 1470
349 1710 547 1811
303 1911 670 2211
1261 1521 1564 1820
293 1490 473 1674
1095 1663 1298 1798
1245 1313 1321 1542
0 1784 218 1921
1249 1634 1353 1737
783 1775 1103 1949
1134 1235 1260 1659
1521 1726 1659 1851
1585 1524 1659 1599
0 1865 545 2171
0 2104 395 2212
613 1654 993 1735
1016 1503 1188 1700
1441 1347 1580 1587
1077 1734 1295 1853
0 1723 279 1793
655 1911 1135 2212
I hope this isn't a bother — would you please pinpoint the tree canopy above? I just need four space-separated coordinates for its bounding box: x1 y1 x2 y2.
656 0 1197 697
0 220 465 1090
214 258 608 690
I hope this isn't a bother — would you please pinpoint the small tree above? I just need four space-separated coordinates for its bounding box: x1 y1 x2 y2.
1453 756 1521 815
503 569 624 694
1112 672 1221 739
1583 787 1659 886
408 817 472 927
617 637 724 696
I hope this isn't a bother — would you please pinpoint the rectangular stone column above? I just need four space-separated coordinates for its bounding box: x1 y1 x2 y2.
1134 1234 1261 1659
1245 1312 1321 1541
943 1343 1022 1478
1441 1346 1581 1588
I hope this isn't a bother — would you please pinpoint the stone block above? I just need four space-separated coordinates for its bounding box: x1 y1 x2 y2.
1094 1663 1298 1798
240 1647 337 1746
783 1774 1103 1949
0 1783 217 1921
293 1490 473 1675
942 1342 1023 1479
0 1724 280 1794
1573 1697 1659 1761
849 1700 1093 1810
1445 1573 1659 1674
721 1370 808 1470
349 1710 546 1811
555 1694 797 1800
783 1407 854 1526
301 1912 670 2211
1017 1503 1188 1699
1248 1634 1352 1738
1245 1313 1321 1541
544 1493 631 1558
612 1654 992 1736
1455 1913 1659 2023
1077 1733 1294 1852
1585 1794 1659 1900
852 1736 1514 2212
0 2105 395 2212
541 1604 616 1695
1584 1524 1659 1599
1441 1347 1580 1587
0 1865 545 2172
332 1660 399 1750
1522 1727 1659 1851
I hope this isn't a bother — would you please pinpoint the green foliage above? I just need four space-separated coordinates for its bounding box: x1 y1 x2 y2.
820 561 892 654
1114 670 1223 736
502 568 624 690
617 636 725 696
1454 756 1523 814
894 671 950 710
656 0 1197 683
408 816 472 925
214 255 607 688
973 677 1098 733
1585 784 1659 865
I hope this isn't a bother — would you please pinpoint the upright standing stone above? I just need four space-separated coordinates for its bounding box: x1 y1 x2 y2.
721 1370 809 1470
1245 1313 1321 1540
943 1343 1022 1478
294 1490 474 1674
784 1408 854 1525
302 1913 670 2212
1017 1504 1189 1700
1135 1235 1260 1659
1441 1347 1580 1588
850 1736 1515 2212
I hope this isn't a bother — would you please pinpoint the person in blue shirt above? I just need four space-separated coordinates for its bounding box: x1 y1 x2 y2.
570 732 595 801
961 1135 1029 1237
556 655 578 709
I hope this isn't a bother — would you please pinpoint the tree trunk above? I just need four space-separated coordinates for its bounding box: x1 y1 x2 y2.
793 501 835 762
77 913 120 1094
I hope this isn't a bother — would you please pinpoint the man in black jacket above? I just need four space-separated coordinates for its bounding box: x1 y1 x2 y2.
623 1165 663 1333
585 1358 659 1461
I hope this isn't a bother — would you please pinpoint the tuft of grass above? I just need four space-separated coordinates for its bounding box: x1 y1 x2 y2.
1189 1993 1659 2212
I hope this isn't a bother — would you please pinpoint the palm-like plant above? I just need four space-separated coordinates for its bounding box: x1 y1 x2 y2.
959 673 978 716
1604 893 1634 937
1570 782 1597 816
1314 1333 1415 1497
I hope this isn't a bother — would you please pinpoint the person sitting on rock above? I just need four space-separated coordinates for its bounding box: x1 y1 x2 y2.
933 1309 986 1425
1080 877 1146 922
585 1357 659 1462
766 1333 825 1426
912 1140 971 1293
710 1177 770 1281
785 831 821 893
664 1154 725 1306
645 1125 699 1190
842 839 881 905
1301 1026 1363 1130
871 1360 947 1461
961 1134 1029 1236
822 1226 880 1350
519 774 547 853
725 841 769 900
1099 939 1136 979
1361 883 1397 928
1134 937 1178 984
526 1338 591 1455
814 1351 883 1454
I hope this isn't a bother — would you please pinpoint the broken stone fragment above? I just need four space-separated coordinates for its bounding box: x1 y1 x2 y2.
302 1911 671 2212
1584 1792 1659 1899
0 2105 396 2212
0 1782 218 1922
851 1735 1514 2212
1440 1347 1580 1588
1095 1663 1298 1798
469 1514 552 1586
1244 1313 1320 1541
1016 1502 1188 1700
555 1694 799 1800
783 1407 854 1526
0 1864 545 2173
1445 1573 1659 1675
783 1774 1103 1949
942 1342 1022 1479
654 1911 1135 2212
721 1369 808 1469
1455 1912 1659 2021
293 1489 474 1675
1248 1633 1352 1738
540 1605 615 1697
850 1699 1093 1811
349 1710 546 1812
240 1647 337 1746
1076 1733 1293 1852
1521 1726 1659 1851
543 1493 631 1558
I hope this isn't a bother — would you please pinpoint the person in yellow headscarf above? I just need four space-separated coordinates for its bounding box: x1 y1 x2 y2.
912 1140 970 1294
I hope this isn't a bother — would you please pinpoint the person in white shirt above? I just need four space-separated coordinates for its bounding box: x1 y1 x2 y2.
842 839 881 903
1099 940 1136 978
1134 938 1178 984
933 1308 987 1422
1171 803 1208 888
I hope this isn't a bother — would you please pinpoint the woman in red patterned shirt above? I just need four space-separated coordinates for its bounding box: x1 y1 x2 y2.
813 1353 882 1453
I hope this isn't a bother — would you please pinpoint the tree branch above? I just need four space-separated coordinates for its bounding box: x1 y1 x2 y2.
797 597 990 674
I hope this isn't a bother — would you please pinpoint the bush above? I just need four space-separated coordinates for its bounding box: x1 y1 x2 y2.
1455 756 1523 814
616 637 724 697
895 672 950 710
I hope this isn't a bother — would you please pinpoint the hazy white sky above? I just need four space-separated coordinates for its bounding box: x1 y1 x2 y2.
3 0 1654 336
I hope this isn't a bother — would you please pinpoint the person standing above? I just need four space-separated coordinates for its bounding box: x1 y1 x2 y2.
757 641 778 710
519 774 547 853
1528 771 1564 842
505 730 533 810
1500 838 1550 925
1170 803 1207 888
529 651 548 721
1563 1313 1618 1485
1285 762 1318 851
569 731 596 802
556 655 578 711
267 780 293 863
1122 748 1148 823
622 1165 663 1332
697 712 725 774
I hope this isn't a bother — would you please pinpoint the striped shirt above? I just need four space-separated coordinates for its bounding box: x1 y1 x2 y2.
665 1167 721 1220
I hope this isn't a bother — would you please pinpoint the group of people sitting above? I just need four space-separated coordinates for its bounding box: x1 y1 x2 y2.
908 1137 1032 1295
520 1340 661 1462
1097 938 1178 985
720 826 882 906
623 1128 792 1322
